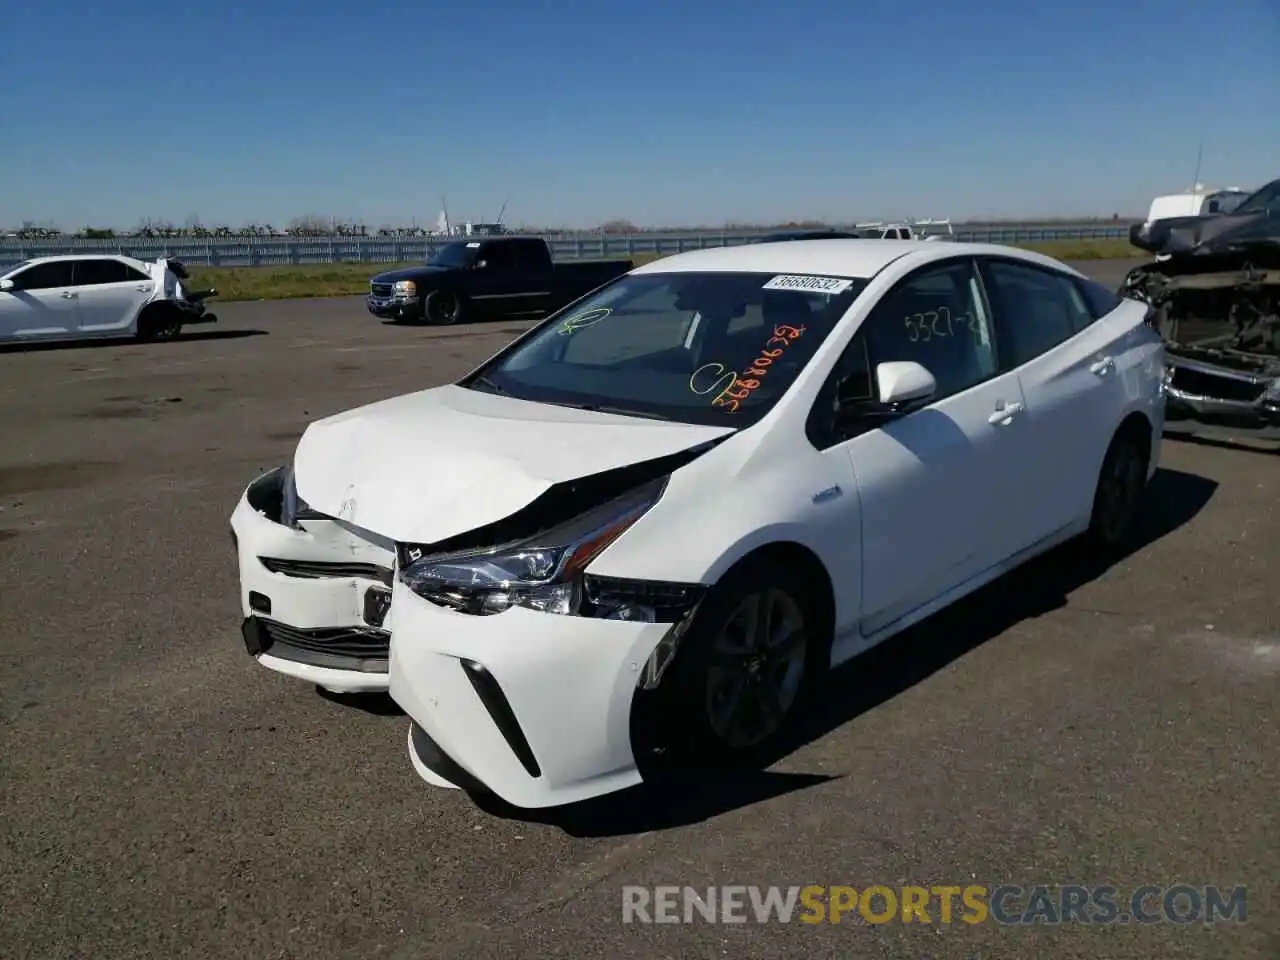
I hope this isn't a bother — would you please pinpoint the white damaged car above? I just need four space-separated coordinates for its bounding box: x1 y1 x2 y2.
230 239 1165 808
0 254 216 343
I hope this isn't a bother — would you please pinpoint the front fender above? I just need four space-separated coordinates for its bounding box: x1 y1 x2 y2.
585 439 862 625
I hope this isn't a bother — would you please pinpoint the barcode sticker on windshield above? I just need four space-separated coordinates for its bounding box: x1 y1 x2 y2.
763 274 854 294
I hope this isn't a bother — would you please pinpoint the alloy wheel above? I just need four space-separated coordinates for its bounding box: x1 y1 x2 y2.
704 588 808 750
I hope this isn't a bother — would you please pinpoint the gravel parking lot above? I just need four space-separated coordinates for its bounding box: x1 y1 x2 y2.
1 261 1275 959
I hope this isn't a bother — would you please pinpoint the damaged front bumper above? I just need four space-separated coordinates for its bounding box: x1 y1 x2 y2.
388 581 687 809
1122 252 1280 441
229 467 397 693
1162 355 1280 439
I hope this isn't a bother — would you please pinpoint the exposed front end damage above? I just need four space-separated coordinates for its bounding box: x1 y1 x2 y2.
386 443 721 809
230 466 398 693
1120 245 1280 442
231 378 738 803
1121 178 1280 441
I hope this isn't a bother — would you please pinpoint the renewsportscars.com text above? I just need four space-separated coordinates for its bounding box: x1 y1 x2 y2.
621 884 1247 925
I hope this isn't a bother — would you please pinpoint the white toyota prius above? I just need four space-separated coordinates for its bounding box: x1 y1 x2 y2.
230 240 1166 809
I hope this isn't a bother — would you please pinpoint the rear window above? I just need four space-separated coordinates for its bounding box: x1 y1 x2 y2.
1075 278 1123 319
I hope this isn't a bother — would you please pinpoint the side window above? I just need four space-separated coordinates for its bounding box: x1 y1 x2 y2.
9 261 76 291
509 241 535 270
123 264 150 282
482 244 515 271
981 260 1090 367
863 260 999 401
804 261 998 449
73 259 130 286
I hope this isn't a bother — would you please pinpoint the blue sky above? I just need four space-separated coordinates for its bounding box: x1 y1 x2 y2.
3 0 1276 229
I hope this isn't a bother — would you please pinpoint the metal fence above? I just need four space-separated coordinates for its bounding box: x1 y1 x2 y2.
0 223 1136 268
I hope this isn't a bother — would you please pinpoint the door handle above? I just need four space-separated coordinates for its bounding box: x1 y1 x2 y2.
136 285 153 292
988 400 1025 425
1089 356 1115 376
61 290 77 299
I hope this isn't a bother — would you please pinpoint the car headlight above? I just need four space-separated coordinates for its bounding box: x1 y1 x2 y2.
397 477 690 619
393 280 417 296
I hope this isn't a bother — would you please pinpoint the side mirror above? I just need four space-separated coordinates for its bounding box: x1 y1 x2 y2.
876 361 935 409
0 279 13 292
831 360 936 430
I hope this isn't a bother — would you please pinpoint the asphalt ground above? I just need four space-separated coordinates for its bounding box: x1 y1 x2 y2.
0 260 1275 959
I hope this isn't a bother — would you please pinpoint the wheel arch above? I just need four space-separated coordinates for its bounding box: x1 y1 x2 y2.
627 537 837 772
710 540 837 652
1111 409 1154 467
134 298 183 339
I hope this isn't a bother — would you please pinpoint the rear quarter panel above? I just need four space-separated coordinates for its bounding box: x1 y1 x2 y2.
1105 299 1166 473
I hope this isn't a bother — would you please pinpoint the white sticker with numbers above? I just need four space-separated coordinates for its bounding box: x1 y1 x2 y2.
762 274 854 294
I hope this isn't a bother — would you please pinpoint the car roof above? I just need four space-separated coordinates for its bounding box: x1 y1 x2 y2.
10 253 144 267
629 239 1079 279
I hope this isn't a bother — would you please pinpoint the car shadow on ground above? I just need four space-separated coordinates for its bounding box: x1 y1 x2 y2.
1163 431 1279 457
476 466 1219 837
0 329 267 354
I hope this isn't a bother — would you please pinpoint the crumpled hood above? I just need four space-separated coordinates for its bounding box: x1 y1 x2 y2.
292 384 735 544
1130 210 1274 256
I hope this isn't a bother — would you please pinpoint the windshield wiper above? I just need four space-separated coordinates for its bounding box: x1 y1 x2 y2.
553 401 675 421
466 373 508 394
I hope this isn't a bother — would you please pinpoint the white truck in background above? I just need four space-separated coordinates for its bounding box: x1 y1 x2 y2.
1143 185 1252 227
855 219 955 241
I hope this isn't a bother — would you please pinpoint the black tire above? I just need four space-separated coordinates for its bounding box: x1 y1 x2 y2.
1086 426 1150 551
649 555 830 772
423 289 463 326
135 303 183 342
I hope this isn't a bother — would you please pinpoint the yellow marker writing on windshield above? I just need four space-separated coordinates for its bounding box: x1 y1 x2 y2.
557 307 613 334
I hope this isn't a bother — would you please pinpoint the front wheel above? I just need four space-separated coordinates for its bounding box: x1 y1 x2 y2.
423 290 463 326
650 558 828 771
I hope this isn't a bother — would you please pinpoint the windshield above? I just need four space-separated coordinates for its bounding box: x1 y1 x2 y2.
461 270 868 426
427 242 479 268
1 259 31 278
1233 179 1280 214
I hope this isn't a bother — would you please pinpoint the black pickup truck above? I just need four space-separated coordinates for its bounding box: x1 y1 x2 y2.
367 236 634 325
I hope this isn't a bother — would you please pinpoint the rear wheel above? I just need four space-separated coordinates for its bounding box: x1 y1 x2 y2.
135 303 183 342
1087 426 1150 550
423 290 463 326
651 557 828 771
